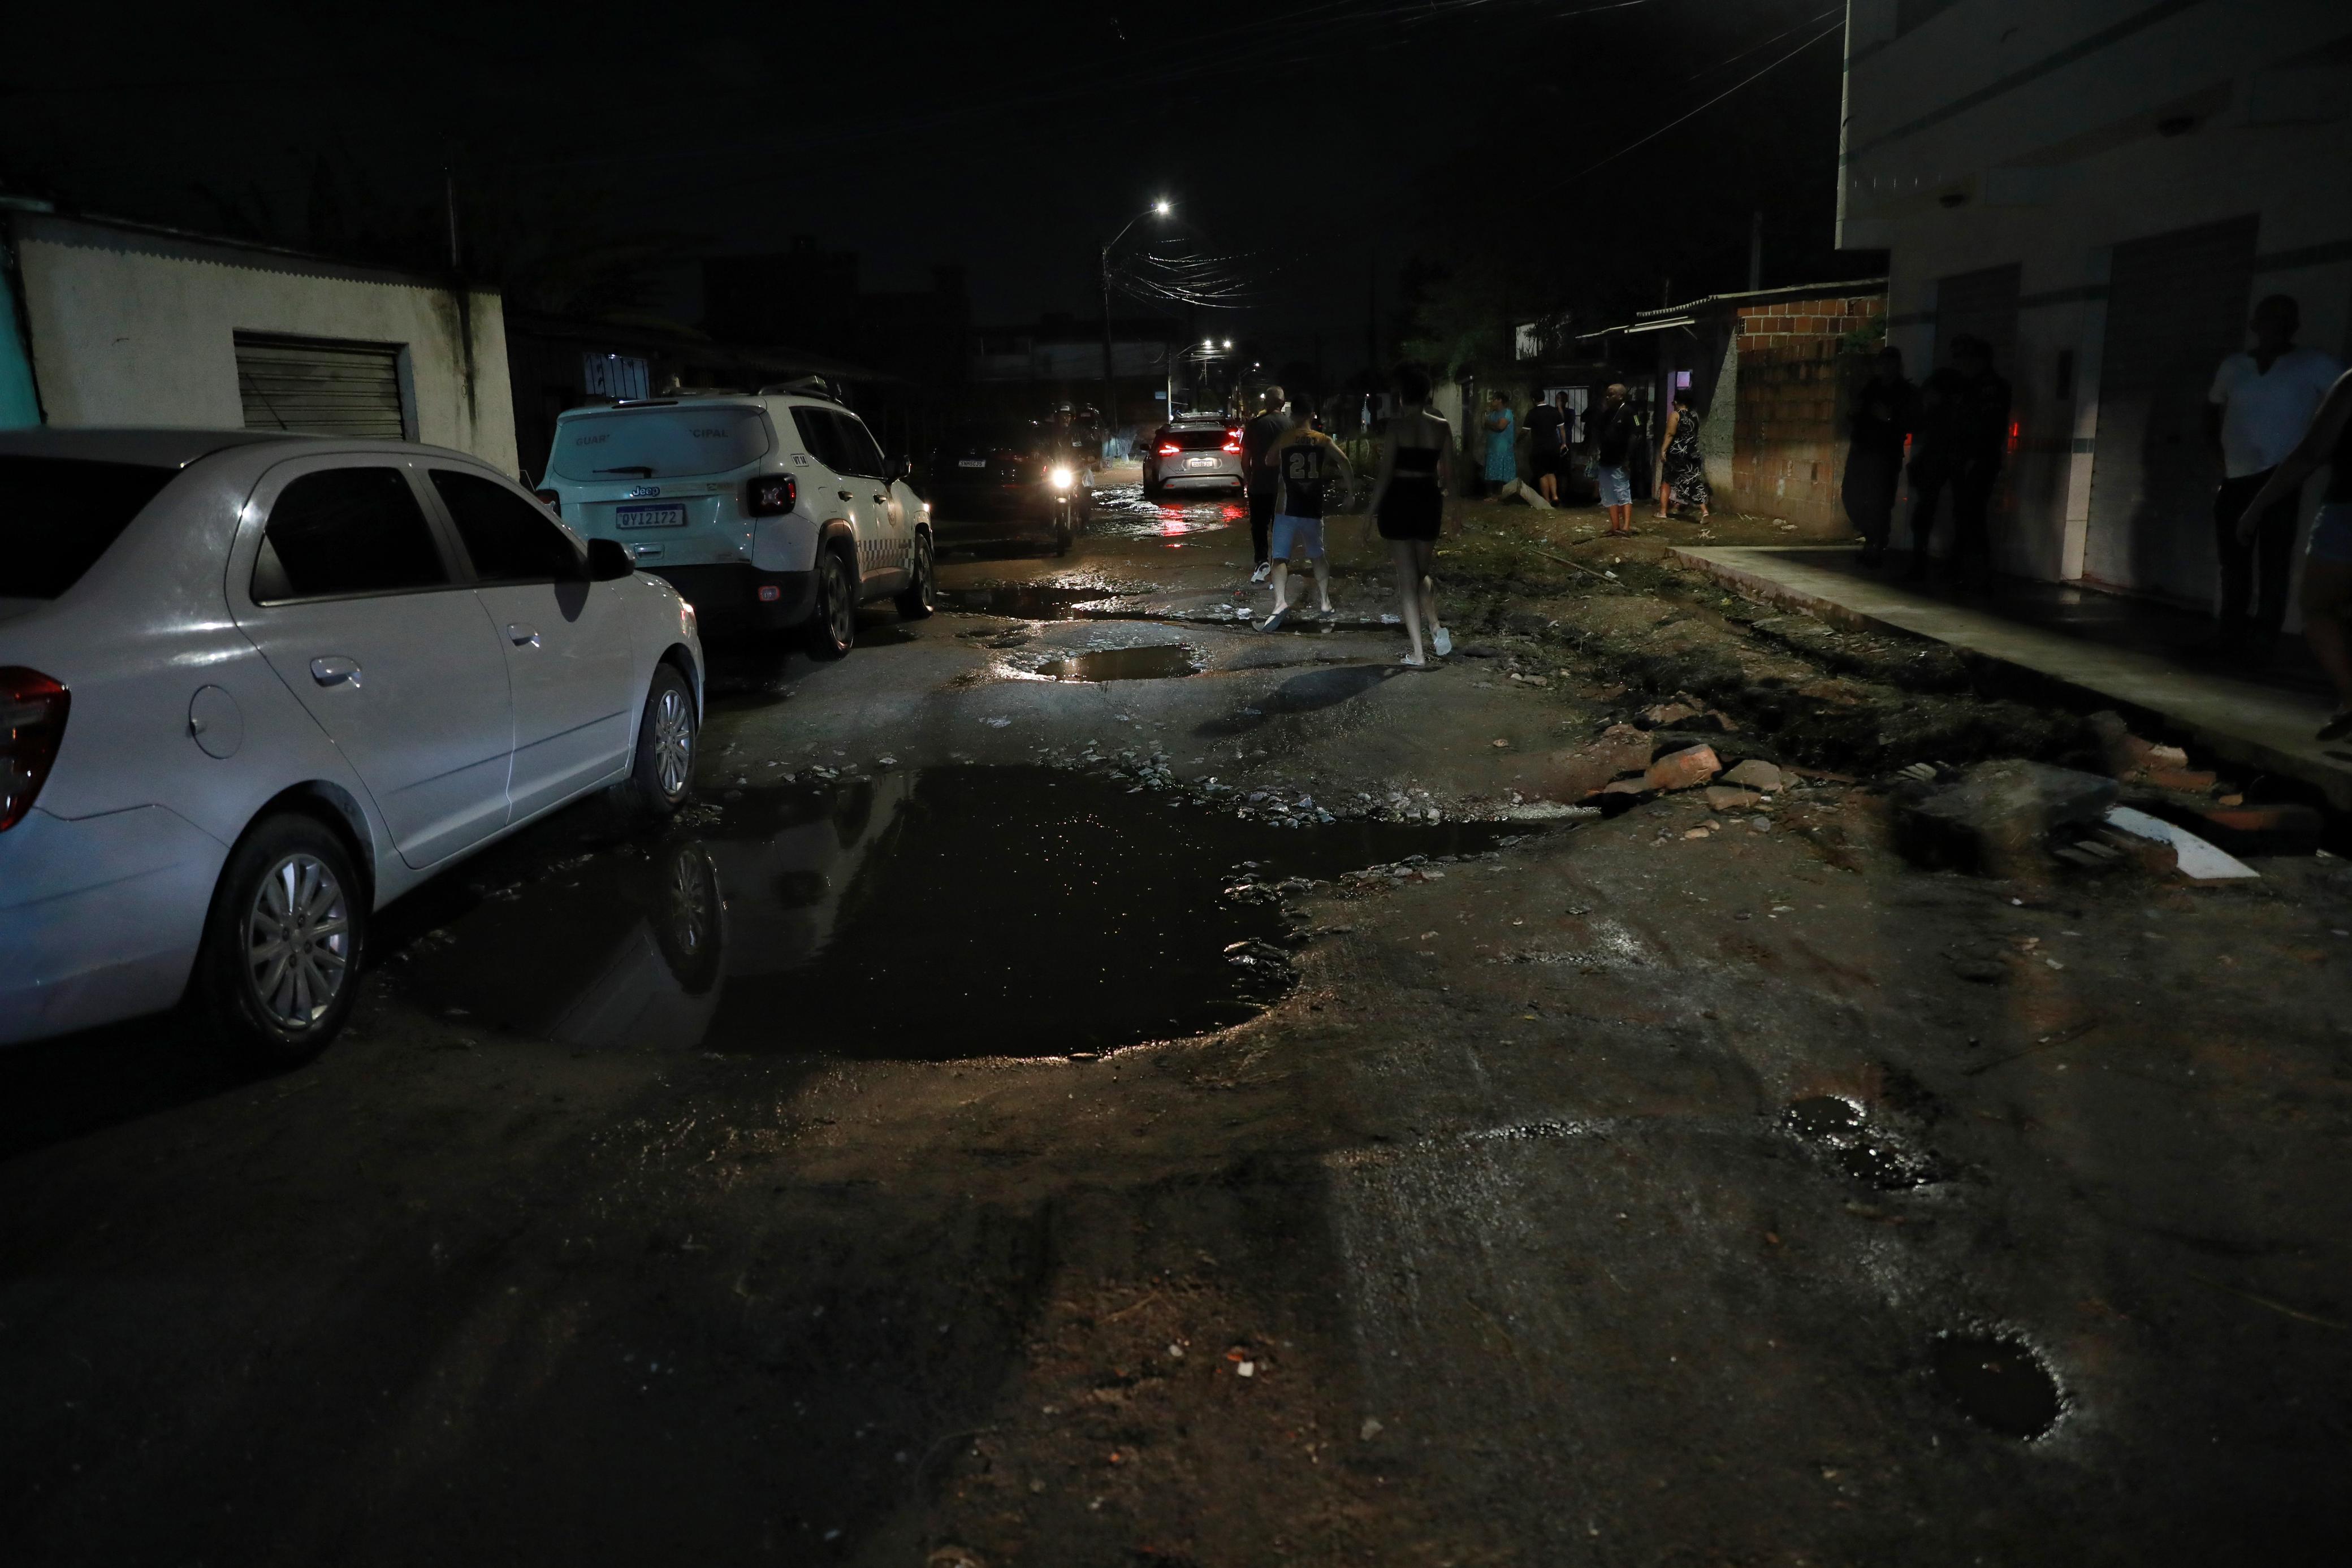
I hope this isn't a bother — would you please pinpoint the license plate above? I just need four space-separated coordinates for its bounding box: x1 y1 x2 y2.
958 458 985 468
615 503 687 530
1186 456 1218 469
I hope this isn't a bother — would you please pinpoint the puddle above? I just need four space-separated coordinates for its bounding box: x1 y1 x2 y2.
939 583 1140 620
1931 1332 2062 1438
1035 646 1200 682
395 766 1523 1059
1782 1094 1944 1189
1089 485 1245 539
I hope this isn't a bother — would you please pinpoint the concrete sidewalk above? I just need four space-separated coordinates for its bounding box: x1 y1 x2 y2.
1671 544 2352 810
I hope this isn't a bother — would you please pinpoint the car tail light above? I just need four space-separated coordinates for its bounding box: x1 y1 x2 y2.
533 488 561 515
1157 443 1181 456
746 474 798 516
1221 436 1242 454
1 668 70 833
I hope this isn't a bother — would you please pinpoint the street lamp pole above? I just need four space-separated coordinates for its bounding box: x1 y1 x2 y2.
1100 200 1171 439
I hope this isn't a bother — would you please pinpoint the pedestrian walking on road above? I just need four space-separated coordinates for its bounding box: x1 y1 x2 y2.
2206 294 2343 665
1242 387 1290 583
1257 400 1355 631
2237 368 2352 740
1527 391 1567 505
1368 363 1456 666
1590 384 1637 536
1908 335 2009 587
1846 346 1916 564
1655 389 1710 522
1481 393 1516 498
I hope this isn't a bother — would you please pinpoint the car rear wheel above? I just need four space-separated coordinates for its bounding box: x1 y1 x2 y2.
895 532 935 619
192 812 365 1068
806 545 857 659
613 662 697 818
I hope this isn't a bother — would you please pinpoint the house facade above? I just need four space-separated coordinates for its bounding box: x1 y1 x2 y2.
1839 0 2352 602
2 205 517 473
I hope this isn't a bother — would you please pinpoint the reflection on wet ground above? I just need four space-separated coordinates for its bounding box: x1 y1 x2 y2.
397 767 1521 1059
1087 484 1246 541
1932 1332 2063 1437
937 582 1143 619
1035 645 1201 682
1782 1093 1945 1189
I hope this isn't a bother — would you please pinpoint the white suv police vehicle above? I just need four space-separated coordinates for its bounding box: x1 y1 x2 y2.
537 387 933 655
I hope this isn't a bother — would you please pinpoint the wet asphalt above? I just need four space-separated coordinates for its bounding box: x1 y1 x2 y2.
3 477 2348 1564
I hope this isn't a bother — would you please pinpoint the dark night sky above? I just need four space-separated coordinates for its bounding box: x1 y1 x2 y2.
7 0 1861 376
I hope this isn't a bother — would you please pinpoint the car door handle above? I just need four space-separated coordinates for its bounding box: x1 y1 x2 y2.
838 489 854 501
507 624 542 648
309 656 361 688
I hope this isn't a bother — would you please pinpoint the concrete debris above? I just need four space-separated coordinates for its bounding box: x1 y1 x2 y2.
1704 785 1763 812
1721 759 1784 793
2186 803 2324 857
1645 744 1724 793
2104 806 2260 881
1893 759 2120 875
1547 723 1656 800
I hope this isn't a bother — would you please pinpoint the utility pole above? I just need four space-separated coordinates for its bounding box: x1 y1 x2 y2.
1099 245 1117 432
1748 210 1764 292
443 161 462 272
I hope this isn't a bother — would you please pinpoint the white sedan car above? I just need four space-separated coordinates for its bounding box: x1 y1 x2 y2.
1 429 704 1064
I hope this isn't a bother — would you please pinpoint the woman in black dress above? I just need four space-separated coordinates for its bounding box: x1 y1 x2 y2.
1368 363 1456 666
1656 388 1711 522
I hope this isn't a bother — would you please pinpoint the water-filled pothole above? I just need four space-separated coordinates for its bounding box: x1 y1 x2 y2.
1783 1094 1944 1189
1931 1332 2062 1437
940 583 1138 619
393 766 1521 1058
1035 646 1200 682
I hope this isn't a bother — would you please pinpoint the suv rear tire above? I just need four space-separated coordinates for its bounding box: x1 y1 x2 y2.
192 812 366 1068
807 545 857 659
613 663 697 818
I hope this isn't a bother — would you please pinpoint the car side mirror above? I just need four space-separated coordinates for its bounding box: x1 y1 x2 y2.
586 538 634 581
890 454 913 483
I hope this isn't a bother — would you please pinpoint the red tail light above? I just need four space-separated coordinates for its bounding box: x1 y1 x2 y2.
1157 443 1181 457
533 488 561 515
1 668 70 833
746 474 798 516
1220 436 1242 454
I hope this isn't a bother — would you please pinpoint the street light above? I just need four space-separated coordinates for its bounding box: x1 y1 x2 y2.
1101 198 1174 435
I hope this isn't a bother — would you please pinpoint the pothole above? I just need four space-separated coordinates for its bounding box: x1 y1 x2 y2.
1782 1094 1945 1189
1931 1332 2063 1438
1035 646 1200 682
940 583 1139 619
390 766 1523 1059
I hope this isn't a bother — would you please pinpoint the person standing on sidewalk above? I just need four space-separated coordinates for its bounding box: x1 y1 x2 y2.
1845 347 1914 564
1590 384 1637 536
2238 367 2352 740
1368 363 1456 666
1241 387 1290 584
1257 400 1355 632
2206 294 2342 664
1526 391 1567 505
1655 389 1711 522
1480 393 1516 498
1909 335 2008 587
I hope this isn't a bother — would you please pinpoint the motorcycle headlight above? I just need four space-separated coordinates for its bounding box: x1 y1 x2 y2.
1050 466 1074 490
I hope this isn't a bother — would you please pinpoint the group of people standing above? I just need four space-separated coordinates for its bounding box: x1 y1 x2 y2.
1838 291 2352 740
1478 386 1709 536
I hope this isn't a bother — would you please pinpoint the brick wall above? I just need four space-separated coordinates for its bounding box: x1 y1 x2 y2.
1726 293 1884 531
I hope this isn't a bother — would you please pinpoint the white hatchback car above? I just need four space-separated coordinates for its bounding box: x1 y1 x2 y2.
536 387 934 655
0 429 704 1064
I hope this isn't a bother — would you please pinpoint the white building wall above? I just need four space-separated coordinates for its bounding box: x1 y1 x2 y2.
12 214 518 473
1841 0 2352 601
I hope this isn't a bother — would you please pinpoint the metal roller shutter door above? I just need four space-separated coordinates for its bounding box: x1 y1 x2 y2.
235 332 408 439
2083 216 2258 601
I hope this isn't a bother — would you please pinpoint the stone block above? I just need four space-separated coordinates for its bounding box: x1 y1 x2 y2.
1645 744 1723 793
1894 759 2120 874
1721 759 1784 793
